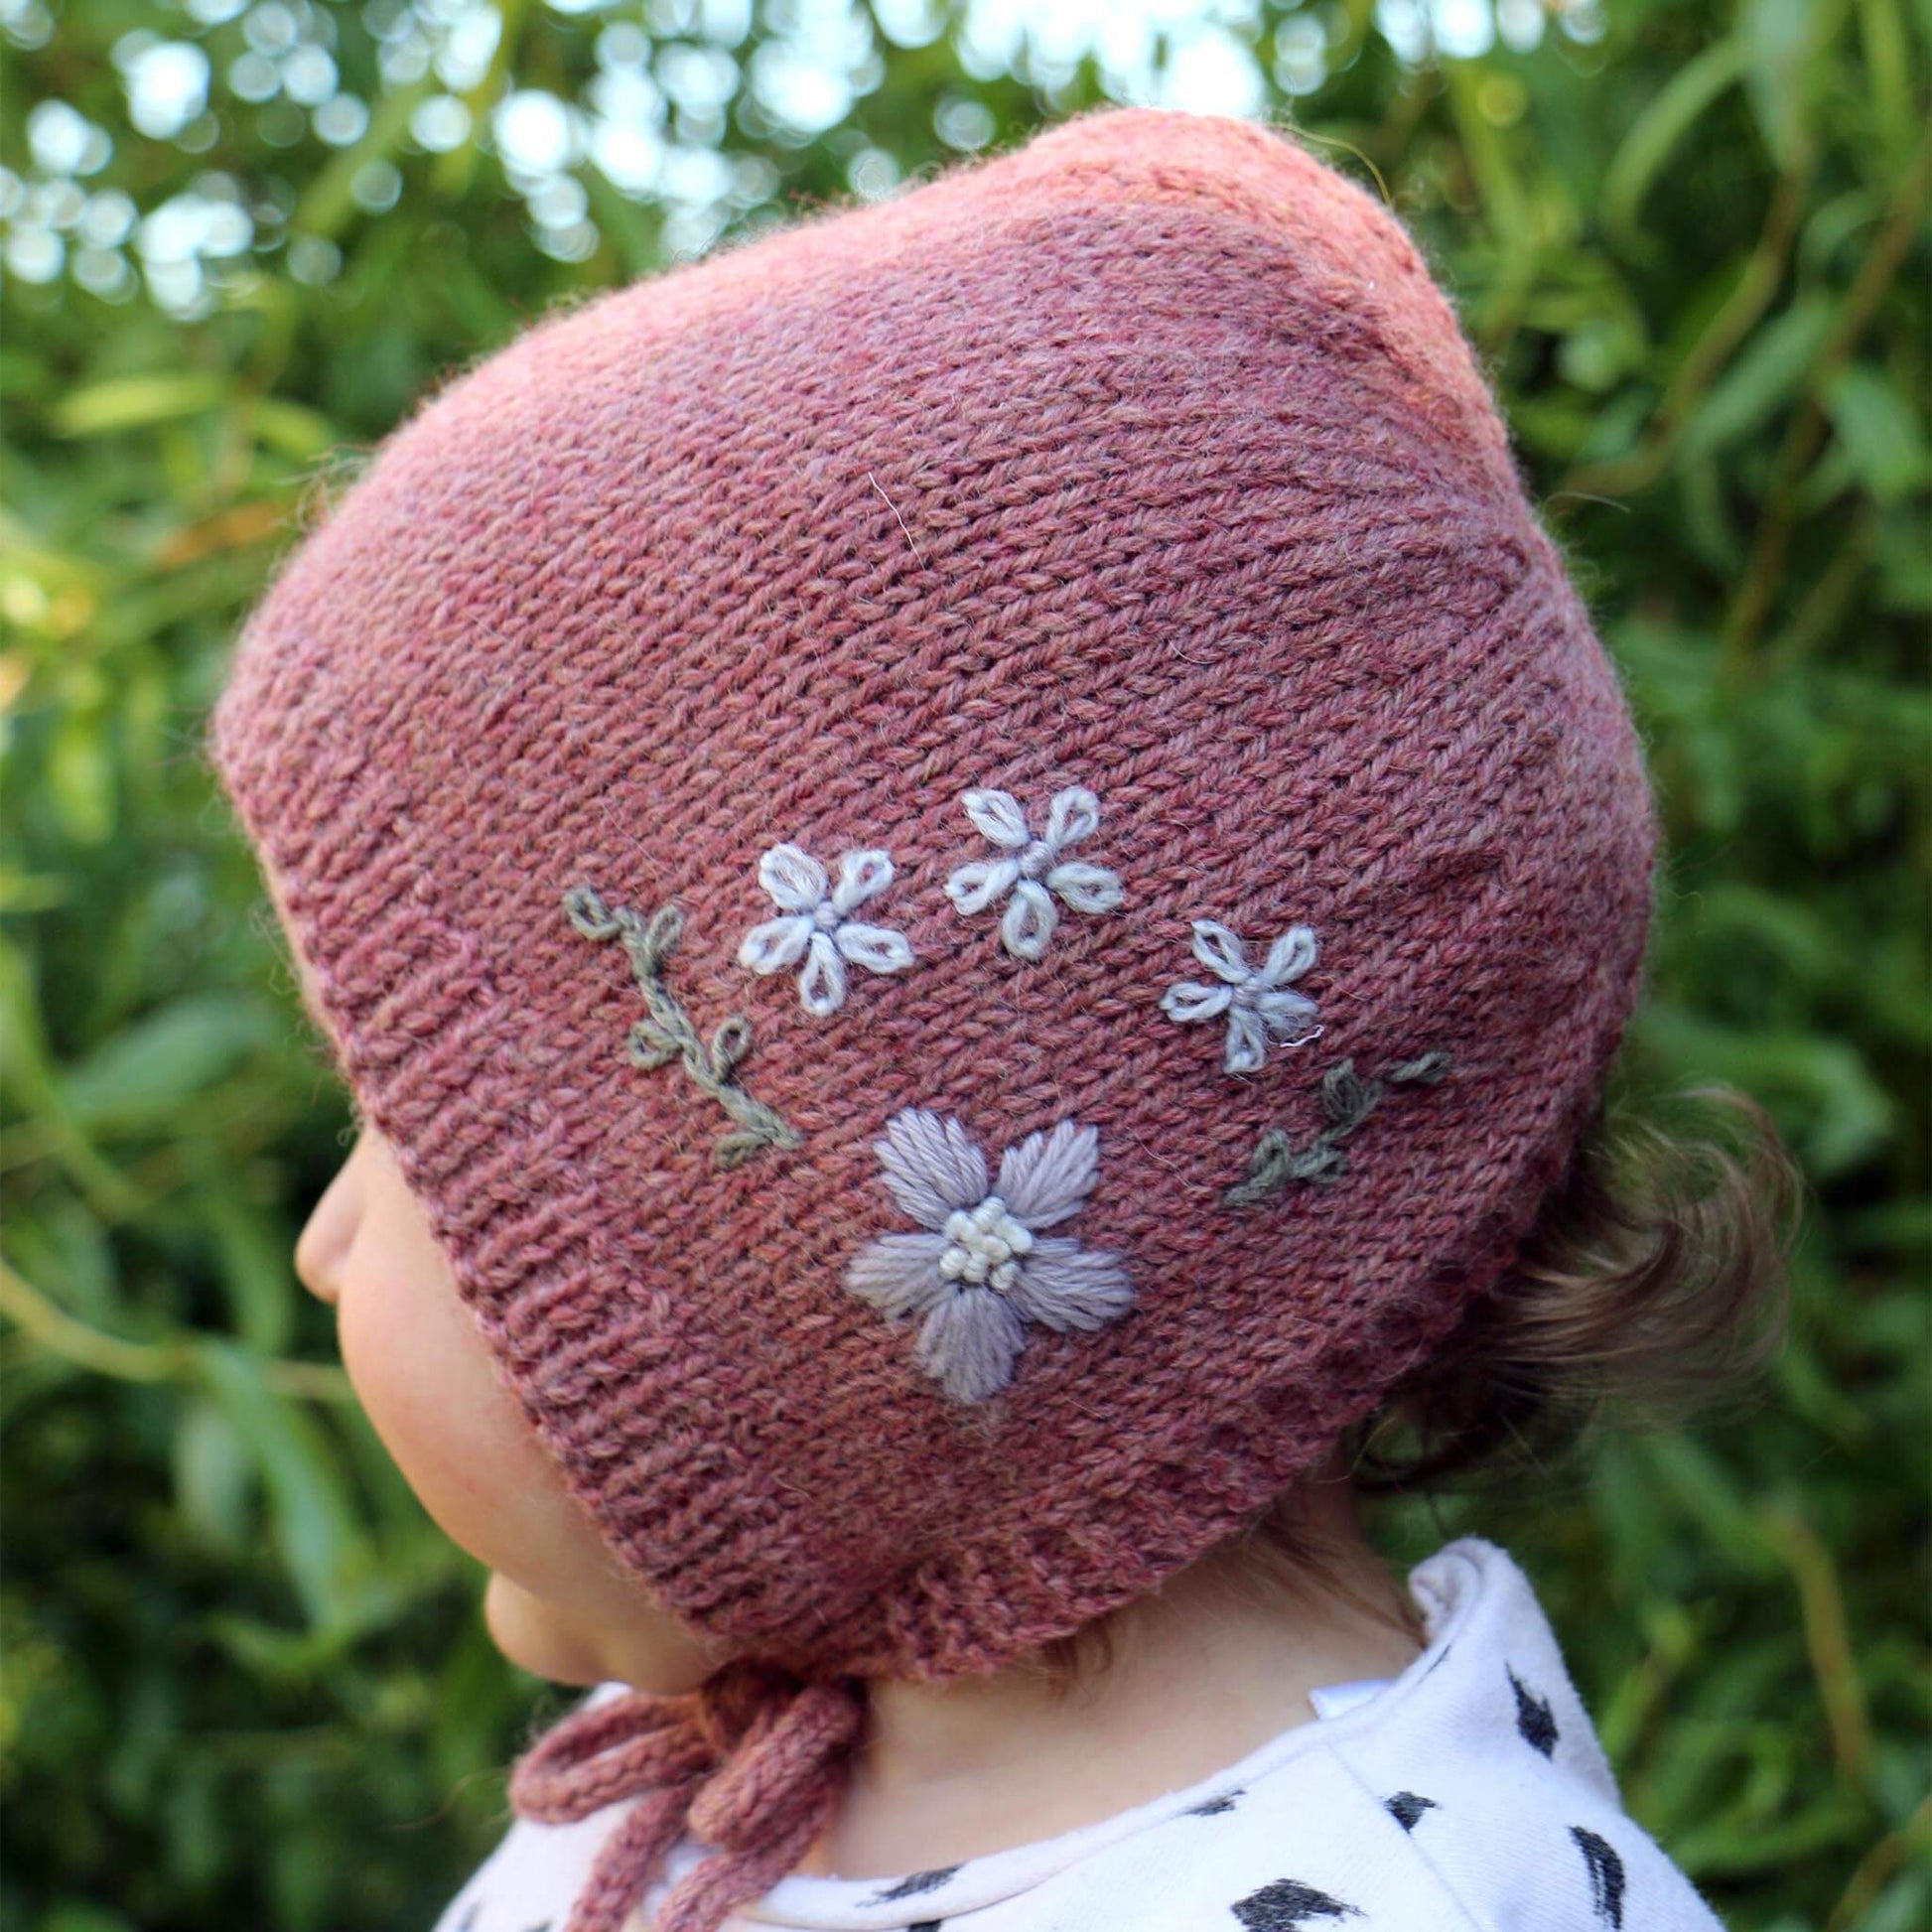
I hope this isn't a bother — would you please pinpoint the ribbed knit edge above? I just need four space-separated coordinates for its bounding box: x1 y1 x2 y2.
200 533 1659 1683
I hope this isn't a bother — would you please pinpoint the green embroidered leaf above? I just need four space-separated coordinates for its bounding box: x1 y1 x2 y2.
625 1019 681 1072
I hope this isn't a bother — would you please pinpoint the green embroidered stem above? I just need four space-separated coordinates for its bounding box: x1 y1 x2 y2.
1223 1049 1453 1207
563 883 804 1170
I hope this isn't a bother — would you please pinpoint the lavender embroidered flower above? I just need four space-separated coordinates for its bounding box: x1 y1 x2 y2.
1161 918 1323 1074
943 785 1124 960
738 843 915 1017
844 1108 1135 1402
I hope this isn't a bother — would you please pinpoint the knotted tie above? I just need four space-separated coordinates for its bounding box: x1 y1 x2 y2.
507 1659 869 1932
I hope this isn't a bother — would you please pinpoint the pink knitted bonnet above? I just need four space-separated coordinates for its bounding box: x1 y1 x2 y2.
206 105 1659 1932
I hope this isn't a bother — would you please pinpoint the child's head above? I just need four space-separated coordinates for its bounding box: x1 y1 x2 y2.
207 103 1795 1930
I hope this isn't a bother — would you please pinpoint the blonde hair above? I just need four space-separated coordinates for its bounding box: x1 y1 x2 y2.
1029 1080 1805 1688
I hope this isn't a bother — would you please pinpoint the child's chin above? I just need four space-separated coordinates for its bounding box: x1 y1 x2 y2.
481 1571 728 1695
482 1571 609 1686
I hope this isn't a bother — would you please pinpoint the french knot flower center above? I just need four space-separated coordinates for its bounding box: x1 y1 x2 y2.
1017 838 1058 881
938 1194 1035 1292
812 899 842 930
1230 976 1263 1010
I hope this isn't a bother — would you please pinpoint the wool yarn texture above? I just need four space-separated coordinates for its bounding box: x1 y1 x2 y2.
205 105 1662 1932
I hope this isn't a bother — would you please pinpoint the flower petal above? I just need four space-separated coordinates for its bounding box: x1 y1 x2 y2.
996 1118 1100 1228
943 857 1022 916
1259 925 1318 987
1189 919 1253 986
737 914 814 974
831 849 895 918
1001 879 1059 960
1224 1006 1270 1074
834 921 915 975
1041 785 1101 850
1045 860 1123 915
1003 1238 1135 1333
961 788 1031 849
1255 986 1321 1042
758 843 829 914
874 1108 990 1228
1160 980 1232 1025
914 1287 1027 1402
843 1232 951 1321
798 929 847 1017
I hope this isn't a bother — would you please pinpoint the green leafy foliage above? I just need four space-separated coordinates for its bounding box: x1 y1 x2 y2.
3 2 1925 1927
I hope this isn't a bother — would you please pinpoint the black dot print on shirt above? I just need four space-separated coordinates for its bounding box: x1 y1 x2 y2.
907 1922 943 1932
1508 1666 1559 1757
1571 1826 1627 1928
866 1865 961 1905
1187 1788 1244 1816
1231 1878 1362 1929
1384 1791 1438 1832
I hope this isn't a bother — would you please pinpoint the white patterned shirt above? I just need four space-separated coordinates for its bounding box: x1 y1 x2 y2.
436 1539 1725 1931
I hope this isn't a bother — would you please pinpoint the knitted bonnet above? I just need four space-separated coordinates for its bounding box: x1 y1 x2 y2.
206 105 1659 1932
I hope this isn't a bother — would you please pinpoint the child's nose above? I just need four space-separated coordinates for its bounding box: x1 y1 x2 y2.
294 1163 358 1306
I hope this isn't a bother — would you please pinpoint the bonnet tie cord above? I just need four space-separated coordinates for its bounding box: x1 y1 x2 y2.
507 1660 870 1932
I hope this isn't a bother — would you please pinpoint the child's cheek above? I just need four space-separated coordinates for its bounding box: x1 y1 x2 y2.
333 1221 552 1579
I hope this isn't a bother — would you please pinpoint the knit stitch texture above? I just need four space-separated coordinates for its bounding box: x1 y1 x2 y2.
205 101 1660 1928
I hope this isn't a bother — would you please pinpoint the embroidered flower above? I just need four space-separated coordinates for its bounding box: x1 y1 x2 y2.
943 785 1124 960
738 844 915 1017
844 1108 1135 1402
1161 919 1323 1074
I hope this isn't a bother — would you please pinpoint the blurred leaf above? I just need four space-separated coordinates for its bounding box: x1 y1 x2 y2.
1837 1195 1931 1254
50 374 231 440
1601 35 1749 247
1688 880 1843 984
252 401 345 465
1637 1434 1784 1578
208 1183 299 1354
42 1907 140 1932
1821 365 1932 502
1861 1868 1932 1932
0 932 143 1219
1853 0 1919 163
192 1338 376 1635
1739 0 1831 172
1636 1001 1895 1178
173 1393 256 1556
1679 293 1835 461
59 996 282 1134
45 705 115 848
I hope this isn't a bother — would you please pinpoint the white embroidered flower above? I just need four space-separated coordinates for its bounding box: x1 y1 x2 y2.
737 843 914 1017
943 784 1124 960
1161 919 1323 1074
844 1108 1135 1403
